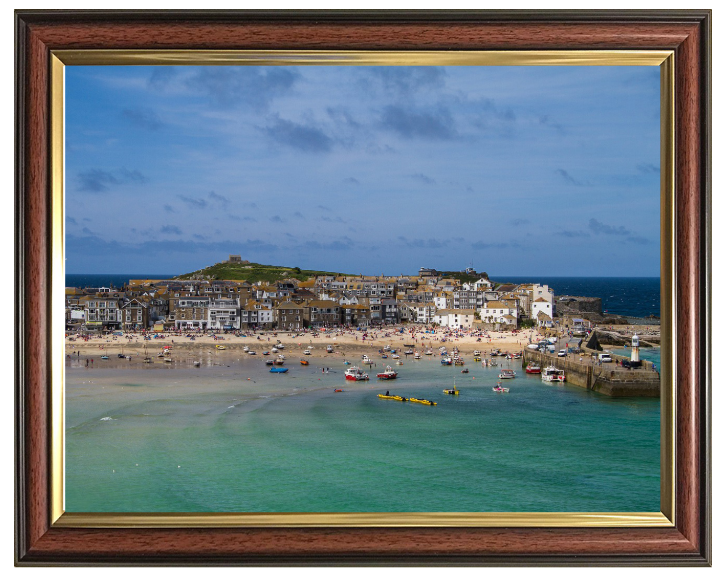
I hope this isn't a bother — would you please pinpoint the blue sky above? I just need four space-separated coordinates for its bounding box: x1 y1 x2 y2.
65 64 660 277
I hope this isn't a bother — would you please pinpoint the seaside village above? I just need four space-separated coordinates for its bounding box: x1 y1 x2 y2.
65 258 567 335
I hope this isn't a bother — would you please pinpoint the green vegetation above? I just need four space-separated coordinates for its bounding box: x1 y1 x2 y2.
174 261 351 284
438 270 488 284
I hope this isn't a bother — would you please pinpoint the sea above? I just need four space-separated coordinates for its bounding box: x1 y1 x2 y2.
65 354 660 514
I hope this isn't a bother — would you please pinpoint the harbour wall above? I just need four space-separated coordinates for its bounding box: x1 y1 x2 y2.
523 348 660 398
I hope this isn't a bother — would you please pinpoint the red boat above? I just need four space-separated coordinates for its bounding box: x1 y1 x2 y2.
525 363 542 374
376 366 398 380
345 367 369 381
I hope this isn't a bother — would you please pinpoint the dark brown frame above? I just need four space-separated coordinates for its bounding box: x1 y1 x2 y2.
15 10 711 566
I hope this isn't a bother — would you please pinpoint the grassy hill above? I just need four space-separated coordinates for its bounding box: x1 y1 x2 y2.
438 270 490 285
174 261 351 284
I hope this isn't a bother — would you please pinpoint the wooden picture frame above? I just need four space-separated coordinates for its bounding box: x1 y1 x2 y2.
15 10 710 565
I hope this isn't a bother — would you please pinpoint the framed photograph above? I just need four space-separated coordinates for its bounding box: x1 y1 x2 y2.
15 10 710 566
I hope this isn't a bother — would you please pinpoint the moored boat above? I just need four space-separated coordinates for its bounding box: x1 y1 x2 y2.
361 355 373 364
269 367 288 373
493 384 510 393
541 366 565 382
499 369 516 379
441 357 453 366
300 360 309 366
409 398 437 406
326 345 334 353
525 363 541 374
376 366 398 380
345 366 369 381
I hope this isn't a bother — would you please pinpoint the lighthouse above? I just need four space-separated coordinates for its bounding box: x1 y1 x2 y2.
631 333 640 366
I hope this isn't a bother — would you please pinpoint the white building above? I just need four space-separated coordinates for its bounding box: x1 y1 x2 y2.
433 309 475 329
208 298 241 330
479 301 517 325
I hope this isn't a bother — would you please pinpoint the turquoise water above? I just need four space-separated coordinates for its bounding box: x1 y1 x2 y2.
65 356 660 513
612 347 662 372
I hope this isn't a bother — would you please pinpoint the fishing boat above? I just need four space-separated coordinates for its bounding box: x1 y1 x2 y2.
334 389 343 393
409 398 437 406
473 350 482 357
248 351 256 355
441 357 453 366
391 354 400 359
443 385 460 395
300 360 309 366
493 384 510 393
265 359 274 365
303 349 311 355
424 349 433 355
541 366 566 382
215 345 226 350
525 363 541 374
454 358 465 366
164 356 172 363
414 353 421 359
345 366 369 381
512 353 522 359
193 360 201 367
361 355 373 364
269 367 288 373
243 346 250 352
377 394 408 402
277 343 285 349
461 368 469 374
271 347 279 353
376 366 398 380
499 369 516 379
273 358 285 365
262 351 270 356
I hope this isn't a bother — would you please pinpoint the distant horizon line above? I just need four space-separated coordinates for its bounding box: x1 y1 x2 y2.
66 272 662 279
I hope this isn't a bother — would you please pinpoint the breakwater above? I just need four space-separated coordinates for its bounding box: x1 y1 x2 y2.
523 348 660 398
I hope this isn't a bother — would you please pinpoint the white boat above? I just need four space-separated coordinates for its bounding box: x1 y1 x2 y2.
424 350 433 355
376 366 398 380
527 343 539 350
345 366 369 381
391 354 400 359
248 351 256 355
277 354 285 360
271 347 279 353
541 366 565 382
362 355 373 364
243 346 250 352
473 350 482 357
193 360 201 367
327 345 334 353
303 350 311 355
499 369 516 379
414 353 421 359
277 344 285 349
493 384 510 393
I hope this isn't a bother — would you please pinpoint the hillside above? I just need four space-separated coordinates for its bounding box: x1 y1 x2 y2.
174 261 350 284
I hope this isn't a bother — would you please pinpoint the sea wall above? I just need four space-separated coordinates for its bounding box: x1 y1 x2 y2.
523 348 660 398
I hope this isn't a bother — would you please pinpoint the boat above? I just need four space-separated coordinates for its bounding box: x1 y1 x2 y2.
345 366 369 381
396 361 403 366
441 357 453 366
454 358 465 366
541 366 566 382
493 384 510 393
277 354 285 359
525 363 542 374
164 357 172 363
262 351 270 356
361 355 373 364
409 398 437 406
117 353 125 359
100 355 109 360
273 359 285 365
499 369 516 379
265 359 274 365
248 351 256 355
424 350 433 355
277 343 285 349
443 385 460 395
473 350 482 357
377 394 408 402
143 357 152 363
215 345 226 350
304 350 311 355
391 354 400 359
376 366 398 380
461 368 469 374
271 347 279 353
327 345 334 353
474 357 483 362
527 343 539 350
404 350 414 355
334 389 343 393
414 353 421 359
343 360 351 365
243 346 249 352
270 367 288 373
193 360 201 367
300 360 309 366
512 353 522 359
381 354 388 359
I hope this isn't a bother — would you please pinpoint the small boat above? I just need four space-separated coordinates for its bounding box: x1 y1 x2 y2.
117 353 125 359
273 358 284 365
474 357 482 362
361 355 372 365
461 368 469 374
215 345 226 350
265 359 274 365
377 394 408 402
493 384 510 393
376 366 398 380
409 398 437 406
404 350 414 355
499 369 516 379
100 355 109 360
441 357 453 366
391 354 400 359
396 361 403 366
262 351 270 356
300 360 309 366
243 346 250 352
334 389 343 393
381 354 388 359
270 367 288 373
473 350 482 357
248 351 256 355
327 345 334 353
143 357 152 363
343 360 351 365
271 347 279 353
277 354 285 359
304 350 311 356
345 366 369 381
414 353 421 359
541 366 565 382
525 363 542 374
164 357 172 363
443 386 460 395
193 360 201 367
424 350 433 355
512 353 522 359
277 344 285 349
454 358 465 366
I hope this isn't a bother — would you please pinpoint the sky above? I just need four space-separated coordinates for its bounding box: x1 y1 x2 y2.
65 64 661 277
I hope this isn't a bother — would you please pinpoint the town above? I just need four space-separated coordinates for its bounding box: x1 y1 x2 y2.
65 256 568 334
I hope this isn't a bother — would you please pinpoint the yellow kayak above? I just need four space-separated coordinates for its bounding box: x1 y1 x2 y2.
409 398 437 406
377 394 408 402
215 345 226 350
